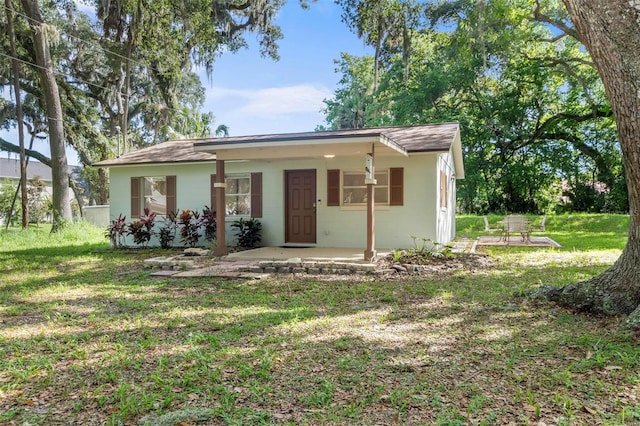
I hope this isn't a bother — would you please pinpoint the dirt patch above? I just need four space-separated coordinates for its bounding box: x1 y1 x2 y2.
376 253 498 276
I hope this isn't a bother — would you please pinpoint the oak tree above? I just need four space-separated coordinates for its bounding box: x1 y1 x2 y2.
540 0 640 329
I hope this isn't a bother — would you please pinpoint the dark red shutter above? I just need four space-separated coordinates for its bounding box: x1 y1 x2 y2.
327 169 340 206
389 168 404 206
166 176 177 215
210 174 216 214
131 177 141 217
251 172 262 218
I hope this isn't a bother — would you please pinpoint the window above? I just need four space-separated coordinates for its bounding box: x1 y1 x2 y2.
327 168 403 207
342 170 389 205
143 177 167 214
131 176 176 217
225 174 251 216
440 170 448 208
210 173 262 218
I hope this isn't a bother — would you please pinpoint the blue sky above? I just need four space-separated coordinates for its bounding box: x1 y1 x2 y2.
203 0 370 136
1 0 370 164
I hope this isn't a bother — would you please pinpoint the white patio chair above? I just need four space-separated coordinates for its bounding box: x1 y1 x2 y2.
531 214 547 232
503 215 531 242
483 216 502 232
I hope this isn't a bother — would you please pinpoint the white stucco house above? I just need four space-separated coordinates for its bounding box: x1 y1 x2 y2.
95 123 464 260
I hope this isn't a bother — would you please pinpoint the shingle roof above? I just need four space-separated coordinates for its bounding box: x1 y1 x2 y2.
93 123 460 167
193 123 459 152
0 157 53 181
94 139 217 167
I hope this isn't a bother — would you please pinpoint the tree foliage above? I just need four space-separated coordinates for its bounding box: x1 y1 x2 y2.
1 0 301 209
325 0 626 214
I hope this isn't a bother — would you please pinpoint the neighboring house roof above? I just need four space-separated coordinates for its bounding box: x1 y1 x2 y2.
0 157 53 182
94 123 464 177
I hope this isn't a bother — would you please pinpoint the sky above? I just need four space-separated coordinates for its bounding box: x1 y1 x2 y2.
1 0 371 165
202 1 369 136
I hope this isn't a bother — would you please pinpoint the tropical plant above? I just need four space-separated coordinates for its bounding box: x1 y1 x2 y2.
200 206 217 242
126 208 156 247
157 211 177 249
391 236 451 265
232 217 262 249
179 209 201 247
105 214 127 248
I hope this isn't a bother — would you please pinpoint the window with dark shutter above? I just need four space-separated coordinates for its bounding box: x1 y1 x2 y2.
389 167 404 206
327 169 340 206
131 177 141 217
251 172 262 218
132 176 175 216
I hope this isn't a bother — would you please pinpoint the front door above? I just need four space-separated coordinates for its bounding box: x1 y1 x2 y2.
285 169 316 244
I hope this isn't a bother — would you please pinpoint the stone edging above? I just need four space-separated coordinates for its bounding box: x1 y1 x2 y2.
237 258 380 275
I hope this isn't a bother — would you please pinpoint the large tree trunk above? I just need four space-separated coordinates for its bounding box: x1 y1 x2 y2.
20 0 72 231
541 1 640 329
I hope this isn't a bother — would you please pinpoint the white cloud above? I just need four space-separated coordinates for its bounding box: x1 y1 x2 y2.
208 84 332 116
204 84 334 136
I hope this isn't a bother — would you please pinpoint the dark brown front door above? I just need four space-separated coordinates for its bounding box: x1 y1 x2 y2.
285 169 316 244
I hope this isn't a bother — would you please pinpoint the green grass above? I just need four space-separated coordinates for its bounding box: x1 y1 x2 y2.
1 215 639 425
458 213 629 251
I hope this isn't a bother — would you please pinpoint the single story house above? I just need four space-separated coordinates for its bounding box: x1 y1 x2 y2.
95 123 464 260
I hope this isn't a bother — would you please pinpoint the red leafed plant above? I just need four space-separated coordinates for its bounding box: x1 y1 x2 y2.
178 209 201 247
127 208 156 247
105 213 127 248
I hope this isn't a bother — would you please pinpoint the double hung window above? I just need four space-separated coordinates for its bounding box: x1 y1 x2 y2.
131 176 176 217
327 168 403 207
342 170 389 205
225 174 251 216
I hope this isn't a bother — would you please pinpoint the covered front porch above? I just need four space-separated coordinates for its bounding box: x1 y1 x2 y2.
194 130 410 261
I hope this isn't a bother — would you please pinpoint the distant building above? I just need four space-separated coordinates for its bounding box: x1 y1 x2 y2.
0 155 87 223
0 156 53 188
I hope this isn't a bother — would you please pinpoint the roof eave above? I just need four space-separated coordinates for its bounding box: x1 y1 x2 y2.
92 159 217 168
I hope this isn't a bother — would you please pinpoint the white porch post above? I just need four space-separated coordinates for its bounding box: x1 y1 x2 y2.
364 144 376 261
214 159 228 256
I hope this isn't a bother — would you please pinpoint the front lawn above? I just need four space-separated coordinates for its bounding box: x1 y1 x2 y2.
1 216 638 425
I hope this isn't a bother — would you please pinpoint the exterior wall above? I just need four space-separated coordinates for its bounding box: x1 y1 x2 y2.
316 154 439 249
108 153 445 249
435 150 458 245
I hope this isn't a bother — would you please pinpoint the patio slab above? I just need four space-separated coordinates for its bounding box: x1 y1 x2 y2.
477 236 561 247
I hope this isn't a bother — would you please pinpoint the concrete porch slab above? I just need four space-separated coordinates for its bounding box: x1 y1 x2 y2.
223 247 391 263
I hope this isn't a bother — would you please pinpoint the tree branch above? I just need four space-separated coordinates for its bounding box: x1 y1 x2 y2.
533 0 580 42
0 137 52 166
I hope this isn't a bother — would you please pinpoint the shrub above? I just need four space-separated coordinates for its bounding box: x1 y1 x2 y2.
179 209 201 247
232 217 262 248
105 214 127 248
390 236 452 265
127 208 156 247
200 206 217 242
157 211 177 249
